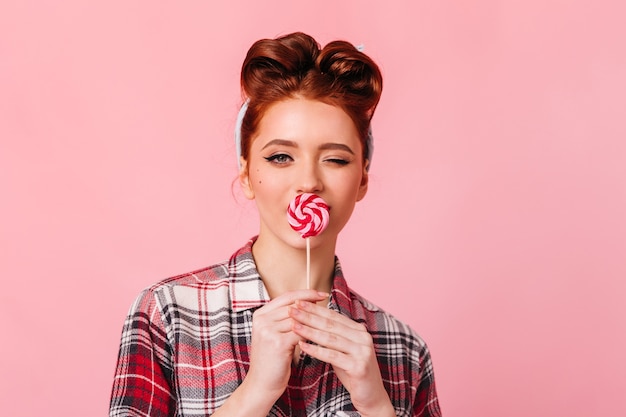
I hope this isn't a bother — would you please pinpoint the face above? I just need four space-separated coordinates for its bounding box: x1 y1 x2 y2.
239 98 369 250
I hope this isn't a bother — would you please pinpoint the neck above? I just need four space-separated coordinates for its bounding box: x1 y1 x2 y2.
251 234 336 299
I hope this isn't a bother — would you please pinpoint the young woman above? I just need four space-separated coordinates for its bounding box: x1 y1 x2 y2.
110 32 441 417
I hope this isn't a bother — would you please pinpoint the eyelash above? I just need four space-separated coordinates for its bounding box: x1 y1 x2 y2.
263 154 350 166
264 154 293 164
325 158 349 166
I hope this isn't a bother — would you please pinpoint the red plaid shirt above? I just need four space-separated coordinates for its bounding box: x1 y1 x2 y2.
110 239 441 416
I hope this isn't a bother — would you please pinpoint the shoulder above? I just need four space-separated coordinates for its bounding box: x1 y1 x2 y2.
128 258 232 316
128 239 260 316
150 259 231 292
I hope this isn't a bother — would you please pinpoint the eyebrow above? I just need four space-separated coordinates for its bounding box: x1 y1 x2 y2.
319 143 355 154
261 139 355 155
261 139 297 150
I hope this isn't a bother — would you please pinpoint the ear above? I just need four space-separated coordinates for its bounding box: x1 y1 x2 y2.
356 160 369 202
239 157 255 200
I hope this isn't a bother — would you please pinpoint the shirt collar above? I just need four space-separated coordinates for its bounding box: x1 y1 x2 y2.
228 238 271 312
327 261 353 318
228 237 353 318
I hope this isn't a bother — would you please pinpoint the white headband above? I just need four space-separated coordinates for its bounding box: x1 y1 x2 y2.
235 100 374 171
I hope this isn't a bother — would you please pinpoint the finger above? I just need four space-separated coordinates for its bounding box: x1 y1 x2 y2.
255 293 333 336
292 318 360 353
298 340 354 370
254 304 294 323
292 300 367 333
258 290 329 313
265 318 297 333
253 319 305 349
254 306 306 334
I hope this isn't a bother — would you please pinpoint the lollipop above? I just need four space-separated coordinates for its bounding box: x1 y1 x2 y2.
287 193 330 238
287 193 330 289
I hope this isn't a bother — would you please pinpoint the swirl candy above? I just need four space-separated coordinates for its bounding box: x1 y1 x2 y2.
287 193 330 238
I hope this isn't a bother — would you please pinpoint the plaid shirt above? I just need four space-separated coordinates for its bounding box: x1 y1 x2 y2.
110 238 441 416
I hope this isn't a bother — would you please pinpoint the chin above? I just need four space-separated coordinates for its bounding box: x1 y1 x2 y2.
298 232 336 250
289 234 310 249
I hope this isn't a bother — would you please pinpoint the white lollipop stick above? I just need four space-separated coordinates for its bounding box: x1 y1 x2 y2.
306 237 311 289
286 193 330 290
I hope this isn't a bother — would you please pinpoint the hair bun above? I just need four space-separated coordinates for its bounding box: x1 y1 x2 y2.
317 41 382 115
241 33 319 101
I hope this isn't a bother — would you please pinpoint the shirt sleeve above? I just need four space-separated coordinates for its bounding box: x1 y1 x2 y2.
109 289 176 417
413 343 442 417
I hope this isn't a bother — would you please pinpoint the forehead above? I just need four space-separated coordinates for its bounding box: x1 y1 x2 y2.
253 98 359 145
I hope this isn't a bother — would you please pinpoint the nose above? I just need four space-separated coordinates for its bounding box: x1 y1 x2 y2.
296 160 323 194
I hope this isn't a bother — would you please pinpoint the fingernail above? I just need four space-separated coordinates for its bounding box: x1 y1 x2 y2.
317 291 329 297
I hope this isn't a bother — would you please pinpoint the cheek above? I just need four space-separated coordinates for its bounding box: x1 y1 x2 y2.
246 165 261 184
251 170 265 188
334 171 363 192
247 167 279 196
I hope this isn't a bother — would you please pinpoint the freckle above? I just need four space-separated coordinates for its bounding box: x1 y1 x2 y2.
258 180 262 184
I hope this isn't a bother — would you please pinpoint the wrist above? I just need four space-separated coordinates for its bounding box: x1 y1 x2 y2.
212 376 282 417
359 403 396 417
243 366 287 400
355 394 396 417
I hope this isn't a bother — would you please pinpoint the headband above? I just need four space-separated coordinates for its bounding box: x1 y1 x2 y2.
235 100 374 171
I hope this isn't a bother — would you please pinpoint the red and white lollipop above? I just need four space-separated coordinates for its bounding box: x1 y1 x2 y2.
287 193 330 288
287 193 330 238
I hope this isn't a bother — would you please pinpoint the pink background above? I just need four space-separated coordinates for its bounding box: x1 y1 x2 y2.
1 1 625 416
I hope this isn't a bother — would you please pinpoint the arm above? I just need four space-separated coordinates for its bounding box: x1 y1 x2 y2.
412 343 442 417
110 289 328 416
109 291 175 417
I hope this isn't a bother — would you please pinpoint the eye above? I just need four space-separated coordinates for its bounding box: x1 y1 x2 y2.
264 153 293 165
324 158 350 166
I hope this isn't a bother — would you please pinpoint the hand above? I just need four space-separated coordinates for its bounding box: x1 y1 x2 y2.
245 290 330 399
289 300 396 416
